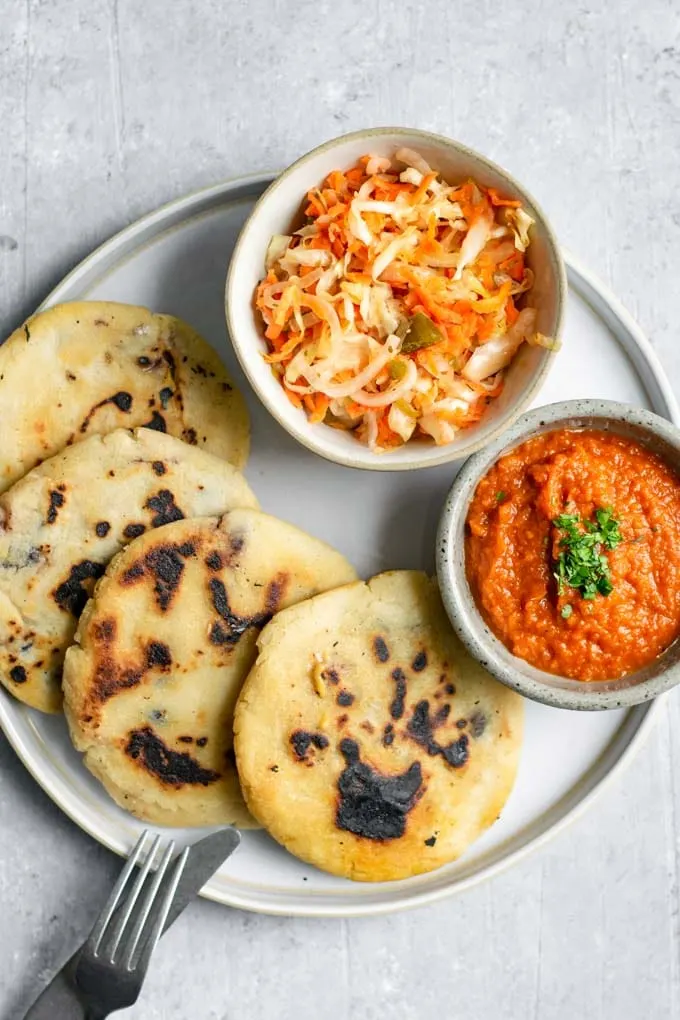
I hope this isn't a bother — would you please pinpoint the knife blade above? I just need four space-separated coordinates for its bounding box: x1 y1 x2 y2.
159 827 240 930
21 827 241 1020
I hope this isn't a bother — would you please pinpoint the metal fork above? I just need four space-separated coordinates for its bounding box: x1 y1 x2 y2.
73 831 189 1019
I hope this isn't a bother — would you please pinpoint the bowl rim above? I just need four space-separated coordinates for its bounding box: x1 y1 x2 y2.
225 126 567 472
436 398 680 710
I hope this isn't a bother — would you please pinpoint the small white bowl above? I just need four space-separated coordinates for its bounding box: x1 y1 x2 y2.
226 127 566 471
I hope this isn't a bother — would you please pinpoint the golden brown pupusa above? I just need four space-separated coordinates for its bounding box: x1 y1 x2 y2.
234 571 524 881
63 509 357 828
0 301 249 493
0 429 258 713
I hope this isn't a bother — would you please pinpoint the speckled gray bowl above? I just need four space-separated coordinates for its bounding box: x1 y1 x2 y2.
436 399 680 711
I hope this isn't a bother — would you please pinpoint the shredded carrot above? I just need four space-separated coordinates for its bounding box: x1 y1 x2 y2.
487 188 523 208
263 333 306 363
264 323 283 342
499 250 525 282
309 393 330 424
505 296 520 325
345 400 367 420
410 172 437 206
305 192 326 218
478 318 499 342
377 413 401 446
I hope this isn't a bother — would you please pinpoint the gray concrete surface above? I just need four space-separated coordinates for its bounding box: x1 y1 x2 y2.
1 1 680 1017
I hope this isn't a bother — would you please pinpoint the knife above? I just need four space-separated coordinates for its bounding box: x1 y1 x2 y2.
21 827 241 1019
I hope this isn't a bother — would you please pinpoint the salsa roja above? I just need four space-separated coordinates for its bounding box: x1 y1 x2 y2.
465 429 680 682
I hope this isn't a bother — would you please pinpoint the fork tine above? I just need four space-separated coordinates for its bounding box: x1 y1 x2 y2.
86 830 150 956
129 846 190 975
105 833 164 963
122 839 177 971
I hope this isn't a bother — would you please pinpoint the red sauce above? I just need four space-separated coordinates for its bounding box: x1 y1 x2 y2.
465 429 680 682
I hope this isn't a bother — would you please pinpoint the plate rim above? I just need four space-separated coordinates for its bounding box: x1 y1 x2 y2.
0 172 673 916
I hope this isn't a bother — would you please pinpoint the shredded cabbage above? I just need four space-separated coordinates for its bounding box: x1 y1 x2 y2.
388 402 418 442
505 207 534 252
462 308 537 382
265 235 292 270
396 147 433 176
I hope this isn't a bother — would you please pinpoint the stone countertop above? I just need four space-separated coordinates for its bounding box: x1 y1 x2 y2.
1 1 679 1017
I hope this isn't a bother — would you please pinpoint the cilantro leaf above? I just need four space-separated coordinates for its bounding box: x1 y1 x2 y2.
552 506 622 603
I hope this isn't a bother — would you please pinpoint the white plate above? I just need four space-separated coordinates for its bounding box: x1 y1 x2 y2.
1 175 678 917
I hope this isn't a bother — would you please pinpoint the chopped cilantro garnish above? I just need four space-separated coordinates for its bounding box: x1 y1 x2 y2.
495 491 507 503
553 506 622 602
561 604 573 619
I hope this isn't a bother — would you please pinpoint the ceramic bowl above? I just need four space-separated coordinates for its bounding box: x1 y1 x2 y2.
437 399 680 710
226 127 566 470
